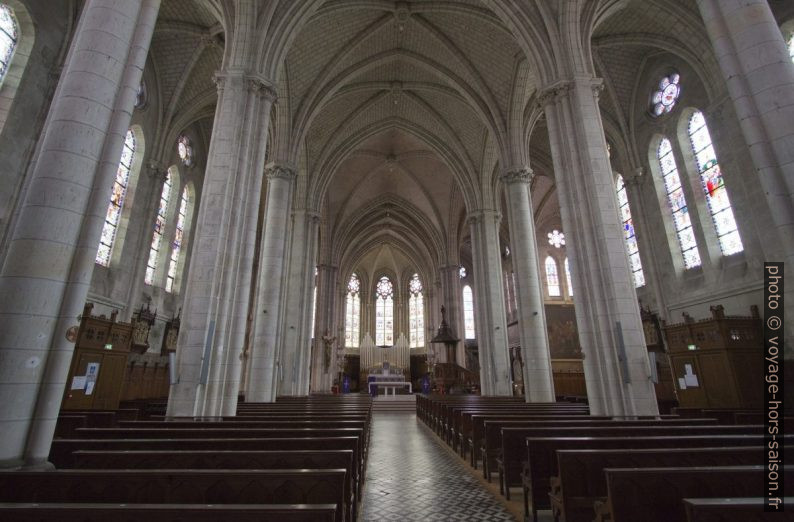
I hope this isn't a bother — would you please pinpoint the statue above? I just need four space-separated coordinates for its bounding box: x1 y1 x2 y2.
322 329 337 371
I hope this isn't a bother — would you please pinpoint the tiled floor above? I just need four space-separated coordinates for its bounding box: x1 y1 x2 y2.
360 413 517 521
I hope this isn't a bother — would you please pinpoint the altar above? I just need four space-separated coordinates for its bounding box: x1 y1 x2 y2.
367 362 410 396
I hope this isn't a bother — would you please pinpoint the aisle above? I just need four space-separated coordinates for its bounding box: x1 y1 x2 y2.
360 413 516 522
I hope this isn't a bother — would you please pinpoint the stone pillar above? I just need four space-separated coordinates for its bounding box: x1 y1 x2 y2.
439 265 465 365
696 0 794 357
542 77 658 416
0 0 159 468
501 168 555 402
311 263 339 393
247 164 296 402
468 210 512 395
279 209 320 396
166 72 275 417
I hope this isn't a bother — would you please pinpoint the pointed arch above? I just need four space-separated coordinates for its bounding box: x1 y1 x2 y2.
374 275 394 346
345 272 361 348
462 284 475 339
408 273 425 348
615 174 645 287
145 167 178 286
166 182 195 293
545 256 560 297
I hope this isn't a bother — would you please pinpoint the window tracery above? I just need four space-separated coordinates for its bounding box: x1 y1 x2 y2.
463 285 475 339
564 257 574 297
96 129 136 266
177 135 193 167
687 111 743 256
0 4 17 87
375 276 394 346
547 230 565 248
408 273 424 348
616 175 646 287
145 169 174 285
651 73 681 116
165 186 189 292
657 137 701 269
545 256 560 297
344 273 360 348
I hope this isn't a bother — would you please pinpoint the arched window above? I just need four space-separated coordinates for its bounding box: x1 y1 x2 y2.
657 137 701 269
0 4 18 87
145 169 174 285
545 256 560 297
375 276 394 346
408 273 424 348
462 285 475 339
564 257 573 297
344 273 360 348
616 175 646 287
96 129 136 266
687 111 744 256
165 186 189 293
177 135 193 166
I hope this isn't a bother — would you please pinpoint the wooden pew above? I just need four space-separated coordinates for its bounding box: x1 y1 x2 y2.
487 419 721 485
552 446 775 522
520 434 793 522
683 497 794 521
72 449 356 522
0 469 348 522
0 503 338 522
600 466 793 522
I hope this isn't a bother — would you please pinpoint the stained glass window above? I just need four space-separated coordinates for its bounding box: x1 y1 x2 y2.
548 230 565 248
165 187 189 292
463 285 475 339
564 257 574 297
545 256 560 297
688 111 744 256
615 175 646 287
0 4 17 87
344 273 360 348
145 170 173 285
409 273 425 348
375 276 394 346
177 135 193 166
96 130 136 266
459 266 466 279
657 137 701 269
651 73 681 116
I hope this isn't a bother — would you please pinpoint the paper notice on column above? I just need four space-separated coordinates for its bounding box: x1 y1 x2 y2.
85 381 95 395
71 376 87 390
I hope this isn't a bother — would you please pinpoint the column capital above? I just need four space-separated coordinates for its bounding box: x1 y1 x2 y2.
500 167 535 185
536 76 604 108
466 209 501 226
214 69 277 102
265 162 297 181
146 160 168 179
622 166 645 187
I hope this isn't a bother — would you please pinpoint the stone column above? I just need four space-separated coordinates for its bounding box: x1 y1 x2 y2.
696 0 794 357
166 73 275 417
247 164 297 402
0 0 159 468
311 263 338 392
542 78 658 416
501 168 555 402
439 265 465 365
279 209 320 396
468 210 512 395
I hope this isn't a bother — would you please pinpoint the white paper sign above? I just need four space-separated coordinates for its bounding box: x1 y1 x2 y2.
678 377 687 390
71 376 87 390
683 364 699 387
85 381 95 396
86 362 100 378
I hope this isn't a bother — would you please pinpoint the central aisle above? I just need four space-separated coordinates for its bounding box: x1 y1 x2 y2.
360 412 517 521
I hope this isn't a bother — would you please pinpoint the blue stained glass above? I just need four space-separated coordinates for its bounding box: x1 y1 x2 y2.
658 138 701 269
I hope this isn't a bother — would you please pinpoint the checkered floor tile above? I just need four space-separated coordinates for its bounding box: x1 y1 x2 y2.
360 413 516 521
